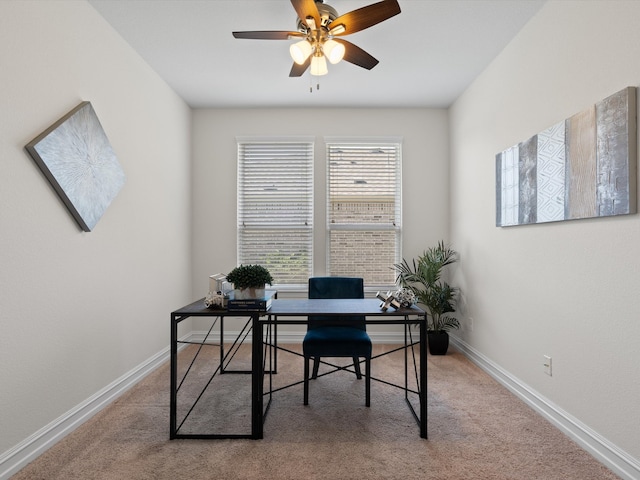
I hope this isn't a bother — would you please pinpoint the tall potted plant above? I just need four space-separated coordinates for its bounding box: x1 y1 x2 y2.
394 241 459 355
226 264 273 299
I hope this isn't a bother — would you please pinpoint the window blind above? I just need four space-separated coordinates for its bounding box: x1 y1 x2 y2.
326 140 402 286
237 139 313 285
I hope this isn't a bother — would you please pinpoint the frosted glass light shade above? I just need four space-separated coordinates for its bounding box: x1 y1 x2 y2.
290 40 313 65
323 39 345 64
310 55 328 76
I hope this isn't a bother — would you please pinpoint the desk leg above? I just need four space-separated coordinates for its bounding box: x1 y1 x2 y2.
251 313 264 439
420 316 428 438
170 315 178 439
220 316 225 373
273 320 278 374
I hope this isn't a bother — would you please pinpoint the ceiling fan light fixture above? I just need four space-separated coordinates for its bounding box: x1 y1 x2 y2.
233 0 401 79
322 39 345 64
310 54 328 76
290 40 313 64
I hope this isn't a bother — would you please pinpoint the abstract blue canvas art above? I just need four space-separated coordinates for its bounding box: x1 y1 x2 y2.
26 102 125 231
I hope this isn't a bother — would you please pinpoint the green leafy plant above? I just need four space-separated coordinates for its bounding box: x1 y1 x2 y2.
394 241 460 333
226 264 273 290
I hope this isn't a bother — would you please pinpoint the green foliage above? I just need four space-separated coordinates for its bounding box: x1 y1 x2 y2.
394 241 460 333
226 264 273 290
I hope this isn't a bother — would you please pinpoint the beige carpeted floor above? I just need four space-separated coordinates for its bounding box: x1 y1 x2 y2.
12 344 619 480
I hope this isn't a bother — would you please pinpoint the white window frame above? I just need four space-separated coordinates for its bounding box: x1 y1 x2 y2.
325 137 403 289
236 136 314 287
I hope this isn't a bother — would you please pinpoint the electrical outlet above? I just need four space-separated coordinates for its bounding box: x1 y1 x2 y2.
468 317 474 331
543 355 552 376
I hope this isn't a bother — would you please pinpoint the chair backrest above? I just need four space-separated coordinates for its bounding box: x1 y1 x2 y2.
308 277 365 330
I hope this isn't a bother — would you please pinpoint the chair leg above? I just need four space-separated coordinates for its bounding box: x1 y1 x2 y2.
304 356 310 405
311 357 320 379
352 356 362 379
365 357 371 407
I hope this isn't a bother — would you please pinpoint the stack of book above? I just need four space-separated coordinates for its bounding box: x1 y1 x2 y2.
226 290 276 311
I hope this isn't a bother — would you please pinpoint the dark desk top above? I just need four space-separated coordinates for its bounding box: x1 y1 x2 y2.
268 298 424 317
172 297 425 319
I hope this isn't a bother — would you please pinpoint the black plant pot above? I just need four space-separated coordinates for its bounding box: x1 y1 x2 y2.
427 331 449 355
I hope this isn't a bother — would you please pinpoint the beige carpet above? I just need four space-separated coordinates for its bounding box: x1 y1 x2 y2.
12 344 619 480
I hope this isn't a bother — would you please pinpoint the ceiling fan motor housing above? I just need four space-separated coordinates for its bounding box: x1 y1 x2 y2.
296 1 339 32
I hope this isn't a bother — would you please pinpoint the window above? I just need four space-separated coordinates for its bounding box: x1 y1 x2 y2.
326 138 402 286
236 137 314 285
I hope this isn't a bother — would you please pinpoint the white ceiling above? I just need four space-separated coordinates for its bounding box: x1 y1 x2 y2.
88 0 546 109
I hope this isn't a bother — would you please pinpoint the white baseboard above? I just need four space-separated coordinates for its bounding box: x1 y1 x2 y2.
449 335 640 480
0 335 190 480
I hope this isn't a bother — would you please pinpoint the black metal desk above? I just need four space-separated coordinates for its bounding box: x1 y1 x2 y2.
170 298 267 439
170 298 427 440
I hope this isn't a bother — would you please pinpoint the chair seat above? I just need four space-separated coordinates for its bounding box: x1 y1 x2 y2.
303 326 372 358
303 276 371 407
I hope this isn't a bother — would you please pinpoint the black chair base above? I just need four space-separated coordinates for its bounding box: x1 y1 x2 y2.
311 356 362 379
304 356 371 407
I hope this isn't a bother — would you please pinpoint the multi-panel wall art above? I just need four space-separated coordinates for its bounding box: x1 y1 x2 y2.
25 102 125 232
496 87 637 227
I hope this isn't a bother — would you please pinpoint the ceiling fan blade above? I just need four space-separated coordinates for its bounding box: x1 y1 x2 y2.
333 39 379 70
330 0 401 36
290 0 320 29
289 57 311 77
233 31 304 40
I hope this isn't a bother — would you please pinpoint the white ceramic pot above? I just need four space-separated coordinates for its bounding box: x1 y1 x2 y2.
233 286 265 299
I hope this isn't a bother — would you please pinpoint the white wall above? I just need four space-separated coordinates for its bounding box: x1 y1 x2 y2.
10 0 639 474
450 0 640 465
193 109 449 282
0 0 191 457
191 108 449 332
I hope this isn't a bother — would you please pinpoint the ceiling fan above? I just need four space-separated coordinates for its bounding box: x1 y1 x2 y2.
232 0 401 77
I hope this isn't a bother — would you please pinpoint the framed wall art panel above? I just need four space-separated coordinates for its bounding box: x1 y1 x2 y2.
25 101 125 232
496 87 637 227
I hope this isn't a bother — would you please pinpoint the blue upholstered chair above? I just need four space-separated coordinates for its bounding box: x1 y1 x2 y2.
303 277 372 406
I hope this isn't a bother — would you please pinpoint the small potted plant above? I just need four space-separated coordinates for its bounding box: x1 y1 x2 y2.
394 241 460 355
226 264 273 299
